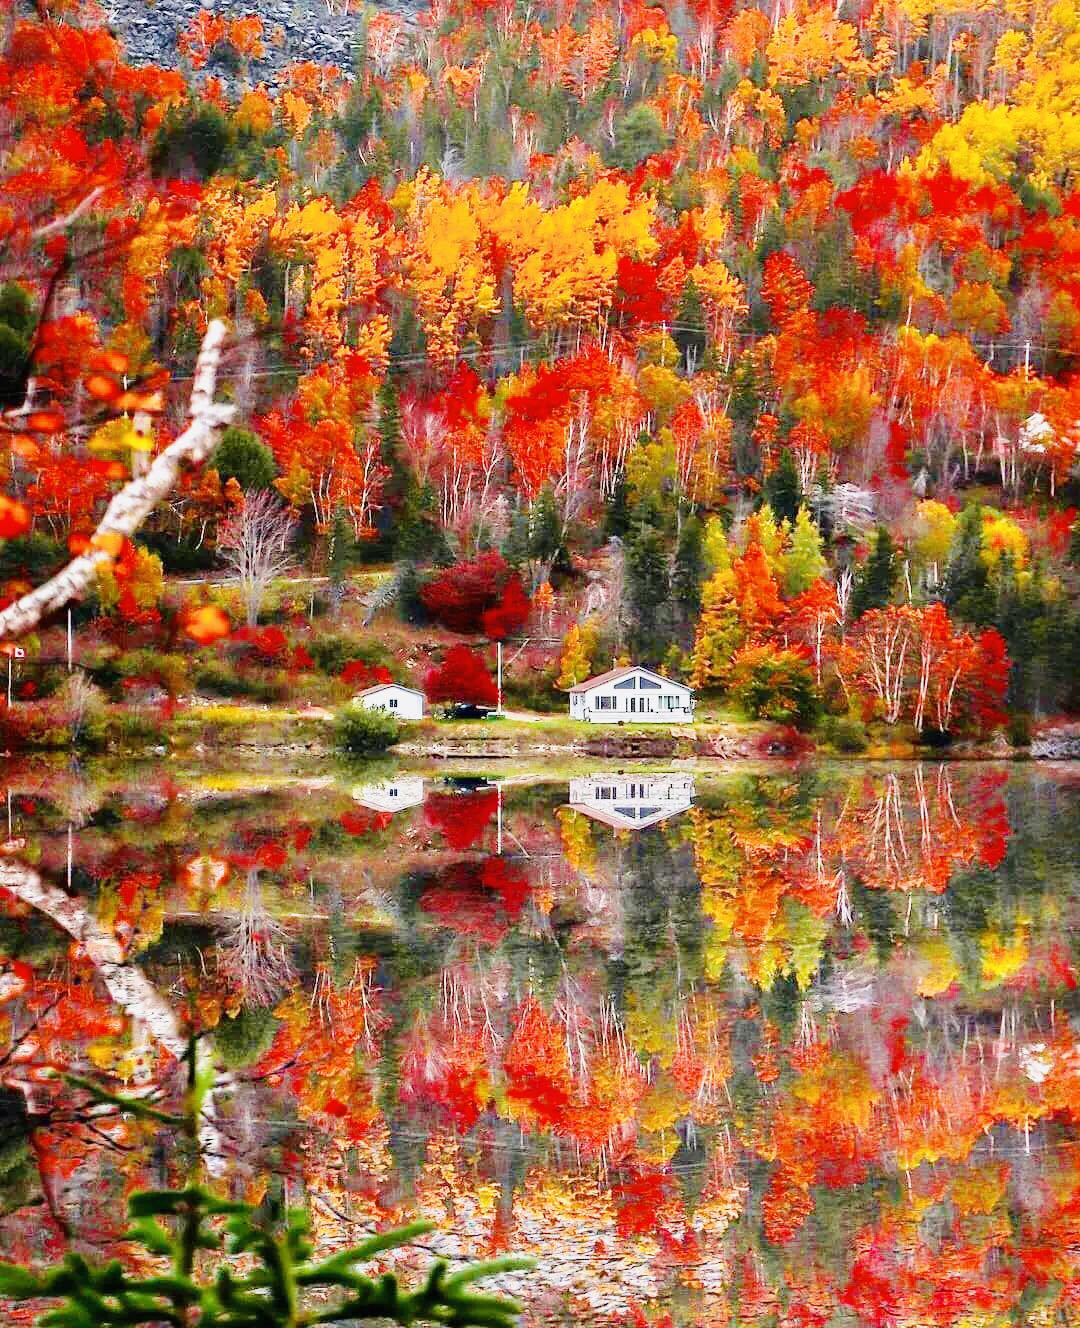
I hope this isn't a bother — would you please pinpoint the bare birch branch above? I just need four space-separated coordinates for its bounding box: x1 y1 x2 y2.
0 319 235 642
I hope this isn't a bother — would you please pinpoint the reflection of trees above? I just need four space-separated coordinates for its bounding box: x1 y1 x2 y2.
3 769 1080 1325
217 868 296 1008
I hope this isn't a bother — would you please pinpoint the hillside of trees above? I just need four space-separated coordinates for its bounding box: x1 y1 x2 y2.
3 0 1080 740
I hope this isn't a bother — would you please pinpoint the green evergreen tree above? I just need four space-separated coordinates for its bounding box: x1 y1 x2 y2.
625 522 671 660
1068 515 1080 567
674 278 707 372
673 515 706 621
328 507 356 618
211 426 278 492
378 378 411 504
764 447 802 525
850 525 898 619
501 506 532 569
530 484 562 566
605 472 630 539
0 282 34 410
610 104 670 170
942 504 994 625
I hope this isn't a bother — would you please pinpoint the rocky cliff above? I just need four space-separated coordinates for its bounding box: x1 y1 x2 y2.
106 0 418 78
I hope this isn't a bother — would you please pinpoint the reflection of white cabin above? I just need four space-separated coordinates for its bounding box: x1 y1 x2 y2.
352 776 426 814
568 666 694 723
568 774 695 830
354 682 425 719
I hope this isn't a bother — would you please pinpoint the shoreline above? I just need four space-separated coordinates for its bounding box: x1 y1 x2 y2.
6 705 1077 762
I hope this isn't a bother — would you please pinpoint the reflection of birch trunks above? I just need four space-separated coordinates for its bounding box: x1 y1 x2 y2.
0 858 232 1177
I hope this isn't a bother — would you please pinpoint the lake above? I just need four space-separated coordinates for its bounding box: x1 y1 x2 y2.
1 760 1078 1325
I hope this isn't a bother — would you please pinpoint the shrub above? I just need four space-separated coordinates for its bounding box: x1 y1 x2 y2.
729 644 820 730
194 659 289 703
114 650 190 698
821 714 869 753
0 673 108 751
308 633 391 675
335 705 400 755
504 665 562 712
420 552 528 635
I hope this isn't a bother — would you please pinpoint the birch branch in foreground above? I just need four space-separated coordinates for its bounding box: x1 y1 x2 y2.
0 319 235 642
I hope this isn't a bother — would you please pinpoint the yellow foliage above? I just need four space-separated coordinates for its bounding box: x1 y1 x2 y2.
912 499 956 570
981 509 1028 569
766 7 868 86
981 928 1029 984
915 933 960 997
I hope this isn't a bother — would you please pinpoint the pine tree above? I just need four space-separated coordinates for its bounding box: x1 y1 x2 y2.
850 525 898 620
502 506 531 569
605 472 630 539
1068 515 1080 567
378 377 411 505
625 522 670 660
530 484 562 567
327 506 355 618
942 504 994 625
764 447 802 525
673 514 706 620
783 506 827 596
674 278 707 372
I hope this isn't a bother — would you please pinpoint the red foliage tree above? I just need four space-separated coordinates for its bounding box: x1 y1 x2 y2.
424 644 498 706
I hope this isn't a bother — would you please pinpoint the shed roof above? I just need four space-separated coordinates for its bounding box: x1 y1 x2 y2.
355 682 423 698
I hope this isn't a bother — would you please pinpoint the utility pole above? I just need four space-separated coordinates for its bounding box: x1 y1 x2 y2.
496 640 503 714
496 781 503 855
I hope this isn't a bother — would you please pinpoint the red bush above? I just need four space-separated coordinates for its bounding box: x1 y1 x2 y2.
420 552 529 635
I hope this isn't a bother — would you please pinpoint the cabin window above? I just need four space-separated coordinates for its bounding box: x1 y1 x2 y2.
614 677 636 690
389 698 398 709
596 695 616 710
639 677 661 690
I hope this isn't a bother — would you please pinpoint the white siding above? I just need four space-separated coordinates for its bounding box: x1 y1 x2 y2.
569 669 694 724
356 686 425 720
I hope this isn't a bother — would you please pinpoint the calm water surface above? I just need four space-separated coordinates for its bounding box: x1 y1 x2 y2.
1 762 1078 1324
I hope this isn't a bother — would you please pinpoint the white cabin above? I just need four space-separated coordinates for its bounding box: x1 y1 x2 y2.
568 666 694 723
354 682 425 720
568 774 696 830
352 776 426 814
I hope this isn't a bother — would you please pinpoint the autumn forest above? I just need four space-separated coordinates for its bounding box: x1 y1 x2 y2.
2 0 1080 1322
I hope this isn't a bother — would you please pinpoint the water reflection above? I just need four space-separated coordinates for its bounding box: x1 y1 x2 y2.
0 763 1078 1324
568 774 695 830
352 775 427 814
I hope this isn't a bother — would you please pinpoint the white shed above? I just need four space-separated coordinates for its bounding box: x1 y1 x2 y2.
354 682 425 720
569 774 696 830
568 665 694 723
